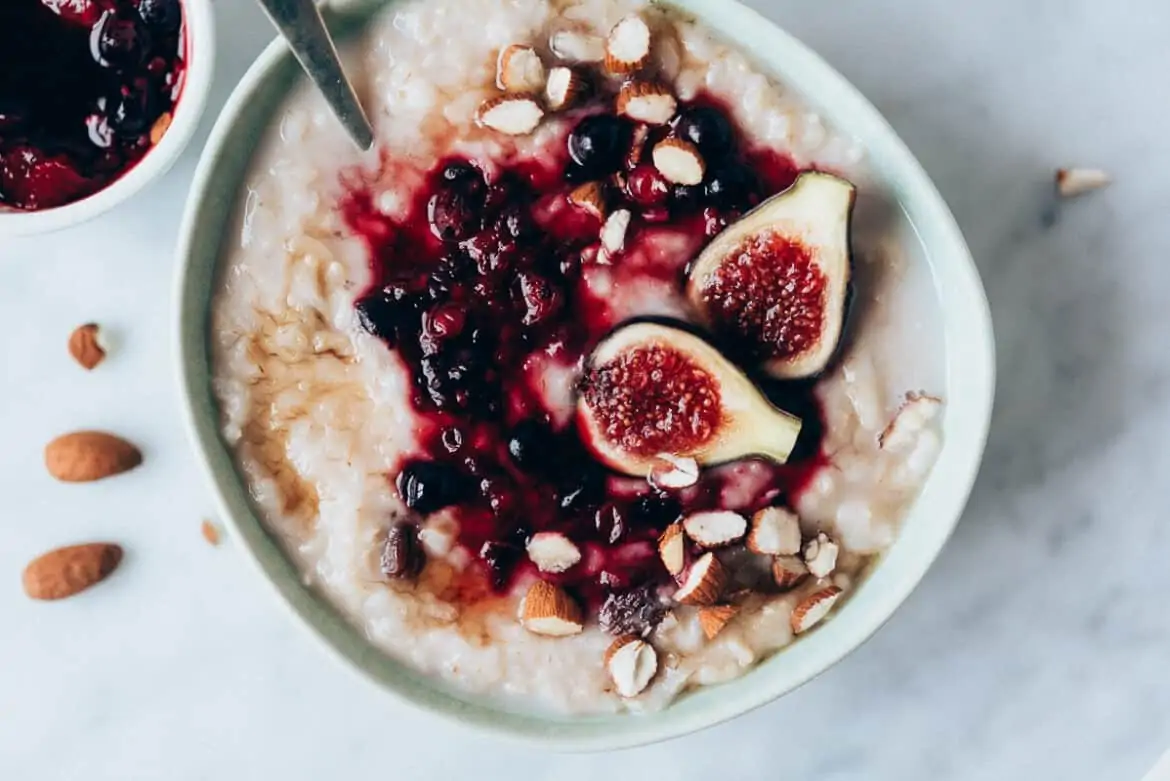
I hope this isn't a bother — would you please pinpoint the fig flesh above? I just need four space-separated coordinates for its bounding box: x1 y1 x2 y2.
687 171 856 380
576 322 803 477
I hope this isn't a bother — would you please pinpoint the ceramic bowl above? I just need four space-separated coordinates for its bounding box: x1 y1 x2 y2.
175 0 994 750
0 0 216 237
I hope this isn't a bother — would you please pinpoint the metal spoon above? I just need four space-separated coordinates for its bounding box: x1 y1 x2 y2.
256 0 375 150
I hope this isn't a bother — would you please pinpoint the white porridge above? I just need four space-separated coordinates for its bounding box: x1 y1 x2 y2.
211 0 945 714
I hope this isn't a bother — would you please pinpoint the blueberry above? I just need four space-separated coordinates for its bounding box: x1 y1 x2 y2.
593 503 627 545
627 494 682 530
558 468 606 512
479 541 522 590
507 420 558 472
514 272 562 326
673 106 735 160
567 115 633 178
138 0 182 34
93 10 152 70
428 161 486 242
354 287 418 345
105 84 160 136
396 461 470 514
704 165 759 209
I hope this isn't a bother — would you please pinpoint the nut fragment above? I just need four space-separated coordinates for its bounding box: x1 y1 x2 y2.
599 208 633 261
748 506 802 555
44 431 142 483
802 532 839 578
646 451 698 490
1056 167 1110 198
698 604 739 640
790 586 843 634
550 29 605 63
381 521 425 580
200 520 221 547
879 392 943 451
568 181 607 219
652 138 705 185
497 44 546 93
545 66 586 110
520 580 584 636
605 635 658 697
68 323 107 370
477 96 544 135
604 14 651 74
674 552 725 606
149 112 172 145
23 543 123 601
682 510 747 548
771 555 809 590
616 81 677 125
625 123 650 168
657 522 685 576
526 531 582 574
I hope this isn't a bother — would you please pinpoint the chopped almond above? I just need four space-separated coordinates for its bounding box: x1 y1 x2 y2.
790 586 843 634
879 392 943 451
497 44 546 93
526 532 582 574
771 555 808 590
604 14 652 74
605 635 658 697
550 29 605 63
477 96 544 135
652 138 705 185
626 123 651 168
748 506 802 556
646 452 698 489
1056 167 1110 198
569 181 607 220
520 581 584 636
545 66 586 110
658 522 685 576
674 552 725 606
616 81 677 125
682 510 747 548
802 532 839 578
698 604 739 640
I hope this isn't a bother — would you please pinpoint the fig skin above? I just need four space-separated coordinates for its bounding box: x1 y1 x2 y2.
686 171 856 380
576 321 803 477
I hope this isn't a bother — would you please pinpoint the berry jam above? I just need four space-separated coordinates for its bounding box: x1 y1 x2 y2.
344 95 824 615
0 0 186 211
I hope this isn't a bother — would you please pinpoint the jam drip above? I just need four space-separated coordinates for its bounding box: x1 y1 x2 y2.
345 95 824 611
0 0 186 211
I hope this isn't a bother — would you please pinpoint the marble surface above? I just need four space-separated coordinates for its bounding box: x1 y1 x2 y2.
2 0 1168 778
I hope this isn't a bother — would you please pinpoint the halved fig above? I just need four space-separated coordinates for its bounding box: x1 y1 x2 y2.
576 322 802 477
686 171 856 380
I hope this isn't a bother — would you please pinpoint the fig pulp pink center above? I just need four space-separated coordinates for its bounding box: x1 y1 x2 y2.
583 343 721 457
701 232 826 360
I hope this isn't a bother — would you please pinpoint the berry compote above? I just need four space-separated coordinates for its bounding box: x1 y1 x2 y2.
344 95 827 626
0 0 186 211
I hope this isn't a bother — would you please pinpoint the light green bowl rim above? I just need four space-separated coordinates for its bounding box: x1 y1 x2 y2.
174 0 995 751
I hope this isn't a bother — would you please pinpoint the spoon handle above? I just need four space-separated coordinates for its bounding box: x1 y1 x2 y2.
256 0 375 150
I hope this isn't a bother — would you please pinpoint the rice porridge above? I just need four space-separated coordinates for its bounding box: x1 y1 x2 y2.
211 0 945 714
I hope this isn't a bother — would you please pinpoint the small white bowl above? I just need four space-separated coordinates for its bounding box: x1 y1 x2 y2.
0 0 215 237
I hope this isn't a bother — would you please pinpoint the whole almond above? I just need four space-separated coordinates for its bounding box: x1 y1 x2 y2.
45 431 142 483
23 543 123 600
68 323 107 370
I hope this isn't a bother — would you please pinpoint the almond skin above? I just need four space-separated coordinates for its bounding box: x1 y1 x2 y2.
674 552 725 606
698 604 739 640
45 431 142 483
657 522 685 576
520 580 584 636
23 543 123 600
68 323 106 370
790 585 843 634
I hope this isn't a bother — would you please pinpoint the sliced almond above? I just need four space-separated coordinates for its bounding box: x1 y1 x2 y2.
682 510 747 548
599 208 633 261
748 506 802 556
520 580 584 636
616 81 677 126
23 543 123 600
674 552 725 606
802 532 839 579
550 29 605 63
45 431 142 483
646 451 698 490
879 392 943 451
568 181 607 220
68 323 107 370
497 44 546 93
771 555 809 590
790 586 843 634
201 520 221 547
626 123 650 168
526 532 582 574
1056 167 1110 198
477 96 544 136
545 66 586 111
657 522 685 577
698 604 739 640
652 138 705 185
149 111 172 145
605 635 658 697
604 14 651 75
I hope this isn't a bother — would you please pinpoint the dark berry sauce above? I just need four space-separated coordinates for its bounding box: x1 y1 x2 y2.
344 95 824 616
0 0 186 211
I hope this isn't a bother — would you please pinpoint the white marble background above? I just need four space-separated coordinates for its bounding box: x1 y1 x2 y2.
2 0 1168 778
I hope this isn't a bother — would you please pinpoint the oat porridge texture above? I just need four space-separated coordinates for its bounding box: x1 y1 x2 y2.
211 0 945 714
